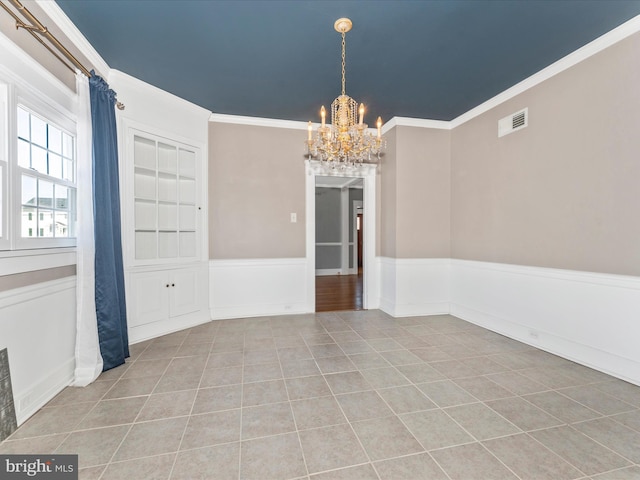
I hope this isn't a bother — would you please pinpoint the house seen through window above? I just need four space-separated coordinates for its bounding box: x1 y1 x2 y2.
17 106 76 240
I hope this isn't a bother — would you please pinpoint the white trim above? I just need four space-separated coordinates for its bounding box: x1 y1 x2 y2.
197 15 640 134
382 117 451 133
209 113 308 131
209 257 305 268
0 249 76 275
451 258 640 290
14 7 638 135
209 258 308 320
305 160 378 312
450 15 640 128
340 187 349 274
128 311 210 345
0 276 76 424
316 268 343 276
378 257 451 317
110 69 211 119
210 14 640 133
15 357 74 425
450 259 640 386
0 275 75 309
35 0 111 77
352 200 362 272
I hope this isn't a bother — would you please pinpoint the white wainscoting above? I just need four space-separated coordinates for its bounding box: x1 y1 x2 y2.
450 259 640 386
207 255 640 385
0 277 76 424
378 257 451 317
209 258 309 320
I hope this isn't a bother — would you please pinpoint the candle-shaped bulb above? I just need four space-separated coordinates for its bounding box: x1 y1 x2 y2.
376 116 382 138
320 106 326 128
359 103 364 126
307 121 312 141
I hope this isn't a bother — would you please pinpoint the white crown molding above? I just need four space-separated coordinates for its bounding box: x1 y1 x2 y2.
25 5 640 134
450 14 640 128
383 117 451 132
110 69 211 118
209 113 309 130
34 0 111 77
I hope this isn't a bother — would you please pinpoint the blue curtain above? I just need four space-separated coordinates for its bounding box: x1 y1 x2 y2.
89 72 129 371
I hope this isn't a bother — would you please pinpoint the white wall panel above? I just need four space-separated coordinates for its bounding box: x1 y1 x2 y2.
0 278 76 424
210 258 308 319
451 259 640 386
379 257 450 317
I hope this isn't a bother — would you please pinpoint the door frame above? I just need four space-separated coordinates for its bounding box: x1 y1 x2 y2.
352 200 363 274
305 160 377 311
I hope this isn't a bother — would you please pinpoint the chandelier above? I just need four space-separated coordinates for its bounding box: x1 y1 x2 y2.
306 18 384 170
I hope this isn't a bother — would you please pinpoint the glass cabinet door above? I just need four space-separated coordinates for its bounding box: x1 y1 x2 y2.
131 132 199 262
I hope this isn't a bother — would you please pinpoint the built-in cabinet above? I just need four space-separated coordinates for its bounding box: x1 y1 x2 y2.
122 123 209 343
132 134 198 260
128 266 204 327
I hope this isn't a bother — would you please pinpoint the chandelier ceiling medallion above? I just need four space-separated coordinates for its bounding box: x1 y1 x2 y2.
306 18 384 171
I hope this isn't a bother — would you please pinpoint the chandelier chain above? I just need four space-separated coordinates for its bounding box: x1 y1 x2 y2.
341 31 346 96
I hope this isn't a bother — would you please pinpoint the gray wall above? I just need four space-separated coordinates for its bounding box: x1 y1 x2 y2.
315 188 341 243
379 126 451 258
209 122 306 259
315 187 342 270
315 186 363 270
208 31 640 278
451 32 640 276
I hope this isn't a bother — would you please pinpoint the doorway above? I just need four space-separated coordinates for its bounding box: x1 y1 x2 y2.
304 160 377 313
314 175 363 312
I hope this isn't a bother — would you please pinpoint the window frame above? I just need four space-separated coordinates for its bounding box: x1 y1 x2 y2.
0 83 10 251
0 79 78 251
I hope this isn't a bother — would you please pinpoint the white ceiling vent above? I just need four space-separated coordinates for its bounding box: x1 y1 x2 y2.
498 107 528 137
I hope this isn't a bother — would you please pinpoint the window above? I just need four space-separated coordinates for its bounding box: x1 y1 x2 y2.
17 106 76 242
0 80 77 251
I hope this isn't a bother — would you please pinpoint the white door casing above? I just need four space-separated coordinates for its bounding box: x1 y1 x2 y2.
305 160 378 311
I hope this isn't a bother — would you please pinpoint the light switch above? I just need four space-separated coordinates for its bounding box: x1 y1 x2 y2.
290 213 297 223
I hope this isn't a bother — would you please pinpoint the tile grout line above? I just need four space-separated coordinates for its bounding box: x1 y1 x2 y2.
94 332 178 478
278 327 312 479
166 325 214 480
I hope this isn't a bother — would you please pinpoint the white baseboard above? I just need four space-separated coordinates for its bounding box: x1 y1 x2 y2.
15 358 75 425
128 311 211 344
378 257 451 317
315 269 343 276
209 258 309 320
451 259 640 386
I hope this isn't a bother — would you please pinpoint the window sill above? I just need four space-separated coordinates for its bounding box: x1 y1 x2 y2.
0 247 77 276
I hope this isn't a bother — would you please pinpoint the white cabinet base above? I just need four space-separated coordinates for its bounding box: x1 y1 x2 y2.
126 264 209 344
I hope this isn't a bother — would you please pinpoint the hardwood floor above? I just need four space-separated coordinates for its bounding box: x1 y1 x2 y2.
315 272 363 312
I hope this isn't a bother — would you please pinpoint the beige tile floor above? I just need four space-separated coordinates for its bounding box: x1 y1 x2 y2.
2 311 640 479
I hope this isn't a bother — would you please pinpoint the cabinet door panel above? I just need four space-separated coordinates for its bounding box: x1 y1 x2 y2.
130 272 169 327
170 268 200 317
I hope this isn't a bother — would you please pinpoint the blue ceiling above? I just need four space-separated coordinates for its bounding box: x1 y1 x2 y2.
56 0 640 123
